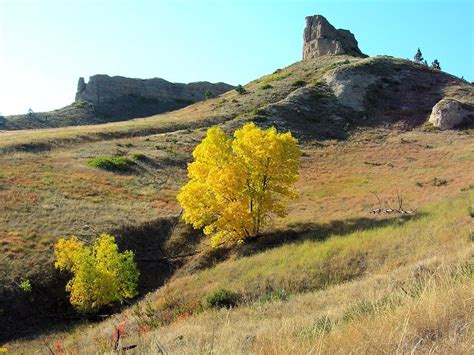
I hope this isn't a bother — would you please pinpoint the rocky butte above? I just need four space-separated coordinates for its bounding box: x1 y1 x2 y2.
75 75 234 120
1 76 234 130
303 15 366 59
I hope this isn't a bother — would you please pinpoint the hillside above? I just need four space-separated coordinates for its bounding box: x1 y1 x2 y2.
1 76 234 130
1 52 473 344
1 15 474 351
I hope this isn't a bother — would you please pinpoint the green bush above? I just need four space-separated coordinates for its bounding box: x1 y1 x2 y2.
205 90 214 100
292 80 307 87
205 288 240 309
249 107 266 116
235 84 246 95
261 84 273 90
131 152 147 161
73 100 88 108
432 177 448 187
19 279 32 293
469 205 474 218
88 156 134 172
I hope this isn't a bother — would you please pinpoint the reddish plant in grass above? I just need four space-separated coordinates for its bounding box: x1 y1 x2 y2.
139 324 151 336
176 309 193 322
112 319 127 350
54 340 65 355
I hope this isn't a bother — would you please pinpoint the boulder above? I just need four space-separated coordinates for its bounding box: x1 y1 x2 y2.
429 98 473 129
303 15 366 59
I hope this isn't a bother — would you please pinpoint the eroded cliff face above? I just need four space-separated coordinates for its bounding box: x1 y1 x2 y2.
75 75 234 119
303 15 366 59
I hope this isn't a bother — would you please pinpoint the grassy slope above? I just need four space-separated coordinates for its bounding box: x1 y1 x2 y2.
7 188 473 353
1 55 363 282
1 55 474 350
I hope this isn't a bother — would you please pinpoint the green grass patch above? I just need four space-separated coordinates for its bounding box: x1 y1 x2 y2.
254 289 288 305
261 84 273 90
87 156 135 172
261 71 292 84
72 100 88 109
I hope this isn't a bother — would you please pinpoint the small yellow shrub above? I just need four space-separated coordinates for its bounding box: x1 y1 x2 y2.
54 234 139 312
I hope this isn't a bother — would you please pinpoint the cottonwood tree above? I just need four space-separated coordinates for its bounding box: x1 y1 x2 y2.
54 234 139 312
177 122 301 247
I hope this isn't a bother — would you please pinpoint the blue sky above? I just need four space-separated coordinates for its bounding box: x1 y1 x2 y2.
0 0 472 115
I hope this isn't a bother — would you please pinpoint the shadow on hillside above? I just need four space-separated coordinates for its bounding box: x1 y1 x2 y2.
0 212 424 343
112 217 202 295
0 216 202 344
236 212 425 258
264 60 460 142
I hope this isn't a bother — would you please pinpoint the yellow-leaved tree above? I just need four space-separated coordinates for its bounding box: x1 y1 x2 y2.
177 122 301 247
54 234 139 312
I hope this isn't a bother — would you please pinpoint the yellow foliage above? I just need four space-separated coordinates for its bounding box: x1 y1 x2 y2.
53 234 139 312
177 123 301 247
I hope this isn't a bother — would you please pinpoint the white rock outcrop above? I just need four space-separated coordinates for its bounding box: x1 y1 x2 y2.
429 98 472 129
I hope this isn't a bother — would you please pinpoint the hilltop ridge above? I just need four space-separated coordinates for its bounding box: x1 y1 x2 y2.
1 76 234 130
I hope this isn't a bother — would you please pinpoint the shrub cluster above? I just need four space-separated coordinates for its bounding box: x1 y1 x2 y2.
88 156 134 172
205 288 240 309
235 84 246 94
292 80 306 87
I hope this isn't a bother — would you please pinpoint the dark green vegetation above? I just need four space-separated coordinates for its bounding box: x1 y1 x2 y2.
87 156 135 172
235 84 246 94
205 288 240 309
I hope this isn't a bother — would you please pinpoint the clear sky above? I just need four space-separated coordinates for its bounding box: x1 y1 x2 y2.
0 0 472 115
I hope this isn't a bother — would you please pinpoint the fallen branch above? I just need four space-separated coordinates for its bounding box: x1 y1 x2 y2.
370 191 415 215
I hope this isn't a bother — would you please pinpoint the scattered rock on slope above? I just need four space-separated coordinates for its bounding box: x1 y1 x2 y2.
428 98 474 129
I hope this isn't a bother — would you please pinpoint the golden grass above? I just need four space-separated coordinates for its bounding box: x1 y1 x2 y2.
8 242 471 354
5 188 472 353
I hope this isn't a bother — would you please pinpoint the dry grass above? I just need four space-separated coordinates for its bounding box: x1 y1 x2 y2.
5 187 472 353
8 243 472 353
1 127 472 285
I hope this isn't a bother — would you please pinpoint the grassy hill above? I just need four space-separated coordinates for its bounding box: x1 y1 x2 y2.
1 55 473 351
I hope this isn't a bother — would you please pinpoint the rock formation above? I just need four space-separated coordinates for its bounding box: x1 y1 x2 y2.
2 75 234 130
75 75 234 119
429 98 474 129
303 15 366 59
